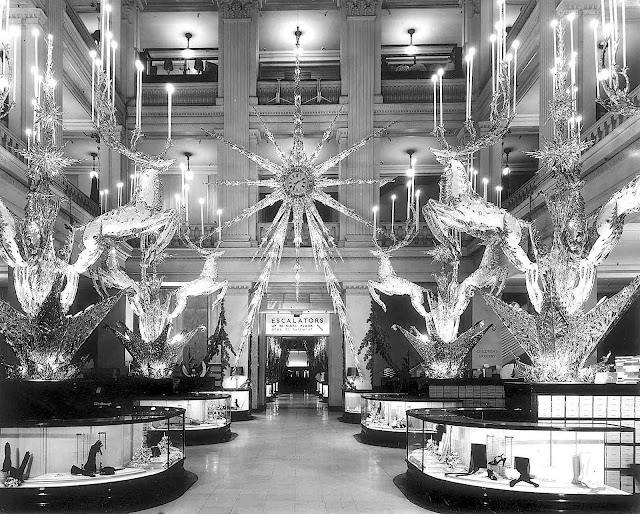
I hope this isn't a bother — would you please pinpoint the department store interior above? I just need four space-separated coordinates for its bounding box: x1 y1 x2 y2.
0 0 639 512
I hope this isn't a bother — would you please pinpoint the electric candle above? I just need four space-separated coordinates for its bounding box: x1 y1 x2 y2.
184 183 190 223
490 34 496 96
166 83 174 140
496 185 503 208
415 190 420 230
11 27 17 101
99 190 104 213
567 12 576 58
111 41 117 108
32 29 38 76
135 60 144 128
25 128 31 151
372 206 378 239
438 68 444 127
622 0 627 69
89 50 96 121
130 173 135 199
116 182 123 207
551 20 558 64
217 209 223 242
199 198 205 237
592 20 600 98
391 194 396 235
406 180 412 219
431 74 437 131
468 47 475 120
482 177 488 201
512 40 519 110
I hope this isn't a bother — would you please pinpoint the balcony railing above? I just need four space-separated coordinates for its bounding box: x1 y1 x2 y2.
381 79 465 104
257 80 341 105
583 85 640 148
142 82 218 106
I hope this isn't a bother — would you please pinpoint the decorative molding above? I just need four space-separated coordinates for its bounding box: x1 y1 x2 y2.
217 0 256 19
345 0 378 16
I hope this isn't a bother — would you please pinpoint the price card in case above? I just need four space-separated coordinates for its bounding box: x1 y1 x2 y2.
579 396 593 418
565 396 579 418
551 395 565 418
538 395 552 418
593 396 608 418
607 396 621 418
621 396 635 418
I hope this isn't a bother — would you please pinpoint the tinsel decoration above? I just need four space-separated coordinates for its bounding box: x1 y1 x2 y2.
204 27 392 378
0 35 120 379
392 322 490 379
106 320 204 378
425 19 640 382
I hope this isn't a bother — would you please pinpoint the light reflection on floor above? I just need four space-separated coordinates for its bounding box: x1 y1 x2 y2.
134 392 429 513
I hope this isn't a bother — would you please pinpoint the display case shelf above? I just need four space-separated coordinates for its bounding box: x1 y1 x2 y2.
406 408 635 510
342 389 374 424
360 394 461 447
138 393 231 444
0 406 185 508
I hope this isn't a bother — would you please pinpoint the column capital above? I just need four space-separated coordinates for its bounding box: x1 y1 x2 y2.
11 8 47 25
217 0 257 20
344 0 379 17
458 0 480 15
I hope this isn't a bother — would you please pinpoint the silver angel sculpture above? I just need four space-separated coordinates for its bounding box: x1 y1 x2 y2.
0 37 121 379
425 22 640 381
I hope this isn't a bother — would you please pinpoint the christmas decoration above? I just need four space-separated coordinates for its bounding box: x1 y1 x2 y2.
359 300 398 384
206 300 236 380
425 19 640 382
204 27 391 377
0 34 121 379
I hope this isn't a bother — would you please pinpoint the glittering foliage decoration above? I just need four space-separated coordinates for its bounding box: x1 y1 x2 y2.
0 36 122 380
206 300 236 380
359 300 397 377
106 320 204 378
393 321 489 379
425 19 640 382
204 28 392 378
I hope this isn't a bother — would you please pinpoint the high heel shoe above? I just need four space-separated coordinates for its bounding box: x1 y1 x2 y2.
489 454 506 466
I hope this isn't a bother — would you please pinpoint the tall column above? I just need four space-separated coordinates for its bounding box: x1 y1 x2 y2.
577 8 599 129
341 1 380 245
539 1 558 147
216 0 258 245
328 314 344 409
477 121 502 204
223 284 251 376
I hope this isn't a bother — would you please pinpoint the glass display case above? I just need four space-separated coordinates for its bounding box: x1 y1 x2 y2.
322 384 329 402
223 389 251 421
342 389 374 424
0 406 185 507
266 384 273 401
406 409 635 509
138 393 231 444
360 394 461 446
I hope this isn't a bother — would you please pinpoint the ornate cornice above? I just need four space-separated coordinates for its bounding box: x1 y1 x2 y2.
217 0 256 19
345 0 378 16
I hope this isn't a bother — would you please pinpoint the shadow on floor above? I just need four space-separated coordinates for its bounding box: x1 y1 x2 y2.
392 472 636 514
1 471 198 514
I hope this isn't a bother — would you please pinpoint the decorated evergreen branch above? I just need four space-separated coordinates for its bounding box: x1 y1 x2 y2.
359 300 398 380
206 300 236 380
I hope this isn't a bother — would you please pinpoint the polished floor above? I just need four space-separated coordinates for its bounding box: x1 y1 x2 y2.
136 392 428 514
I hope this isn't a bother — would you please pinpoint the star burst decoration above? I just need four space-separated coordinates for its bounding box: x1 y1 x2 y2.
205 27 392 377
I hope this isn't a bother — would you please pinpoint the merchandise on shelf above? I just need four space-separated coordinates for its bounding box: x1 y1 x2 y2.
406 408 635 508
0 406 185 502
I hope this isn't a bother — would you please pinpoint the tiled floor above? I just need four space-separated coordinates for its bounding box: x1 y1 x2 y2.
136 392 429 514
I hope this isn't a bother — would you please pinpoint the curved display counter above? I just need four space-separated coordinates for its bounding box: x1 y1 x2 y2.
223 389 251 421
405 408 635 510
360 394 461 446
138 393 231 444
342 389 374 424
0 406 185 508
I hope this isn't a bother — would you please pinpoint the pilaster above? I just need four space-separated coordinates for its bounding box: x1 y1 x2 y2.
223 284 252 378
341 1 381 244
539 0 559 146
217 0 258 244
343 283 372 389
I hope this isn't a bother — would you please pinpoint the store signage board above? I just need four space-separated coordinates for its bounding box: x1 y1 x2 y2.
265 313 330 336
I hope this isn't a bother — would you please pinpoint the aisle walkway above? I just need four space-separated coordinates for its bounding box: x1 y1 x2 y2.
139 392 427 514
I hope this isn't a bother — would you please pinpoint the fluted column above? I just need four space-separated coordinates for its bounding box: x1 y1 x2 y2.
479 0 498 90
46 1 63 145
576 7 599 129
341 0 380 245
216 0 258 245
539 1 558 146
